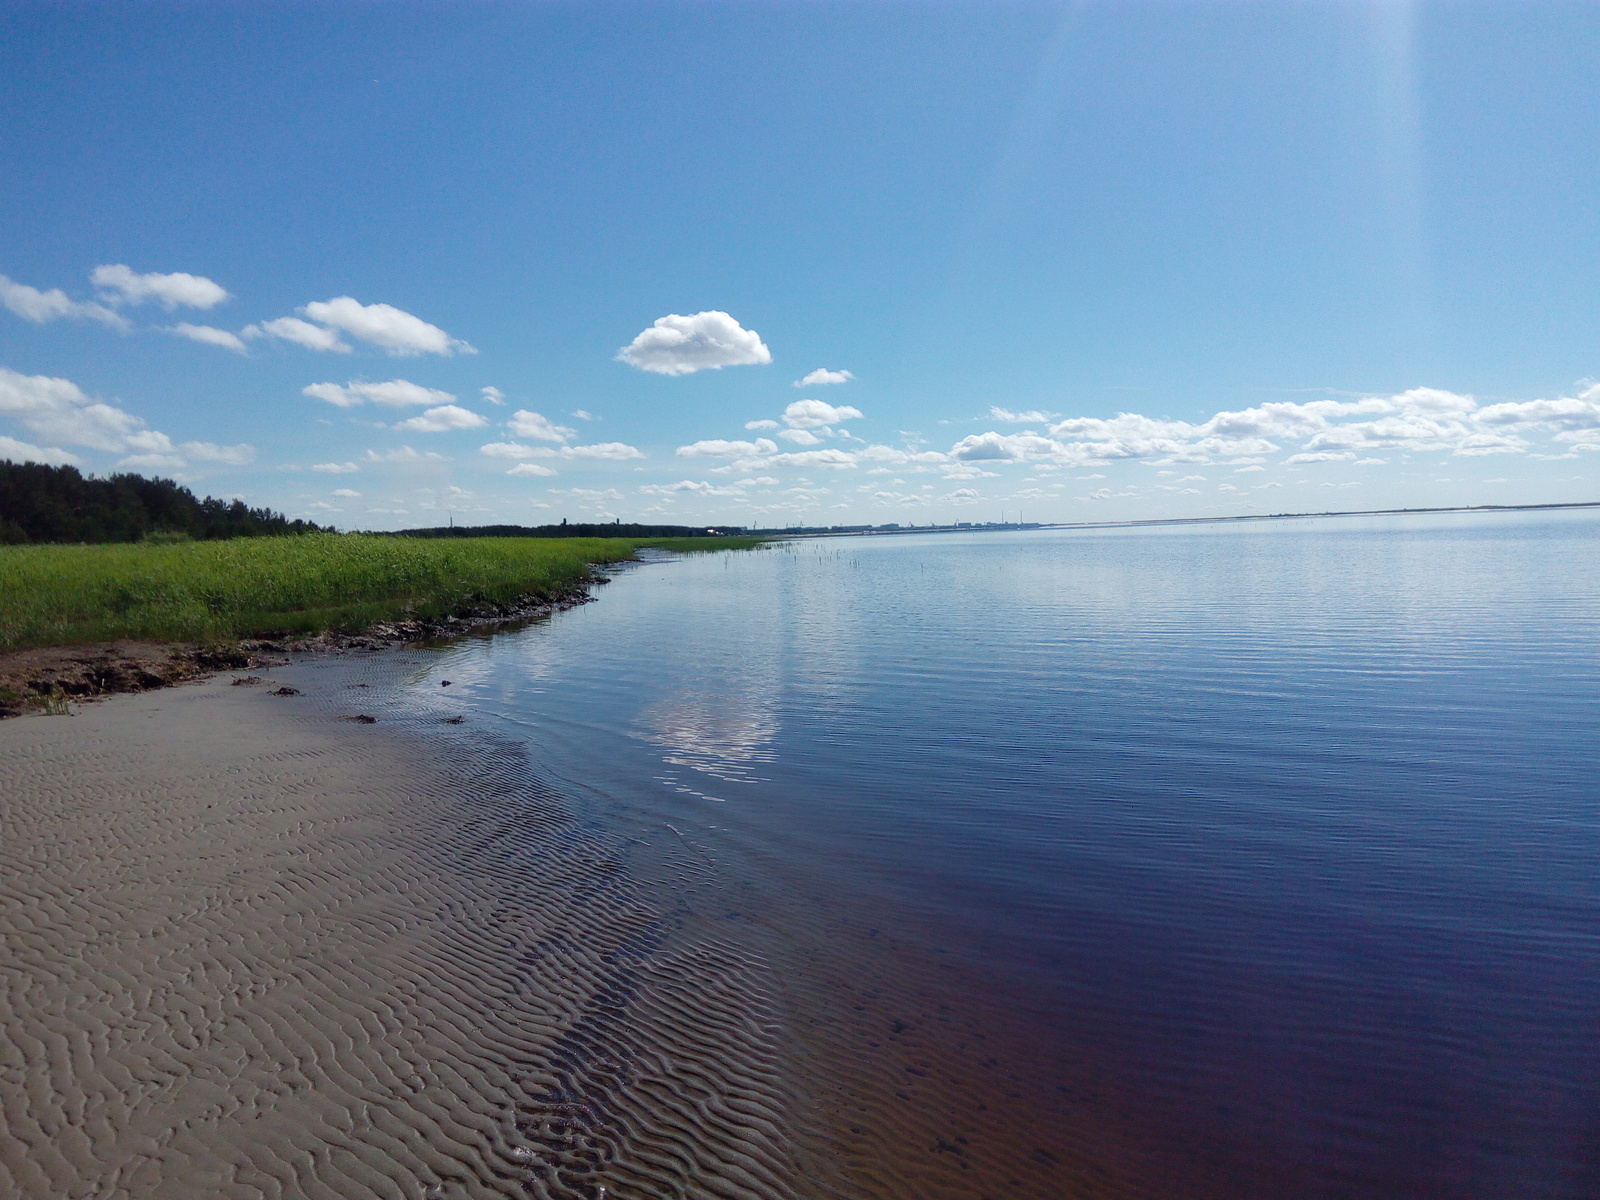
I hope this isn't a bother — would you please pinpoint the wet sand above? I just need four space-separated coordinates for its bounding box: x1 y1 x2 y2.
0 669 825 1199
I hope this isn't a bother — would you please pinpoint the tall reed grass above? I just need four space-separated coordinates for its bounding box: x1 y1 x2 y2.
0 533 753 650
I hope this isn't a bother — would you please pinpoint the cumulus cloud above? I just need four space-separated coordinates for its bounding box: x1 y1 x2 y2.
571 409 596 420
507 462 558 477
949 432 1063 462
677 438 779 458
246 299 472 356
304 379 455 408
481 386 506 406
989 406 1060 423
363 445 445 463
1285 450 1356 464
244 316 351 353
311 461 360 473
479 442 556 460
91 264 229 310
180 441 255 465
507 410 576 443
299 297 474 356
169 323 247 353
560 442 644 460
0 273 127 329
935 385 1600 470
639 479 746 497
756 448 859 470
0 433 78 466
674 434 948 477
617 311 771 376
0 366 252 472
795 368 853 387
783 399 863 429
393 404 488 433
663 378 1600 485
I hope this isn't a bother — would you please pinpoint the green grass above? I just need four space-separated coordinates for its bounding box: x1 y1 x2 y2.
0 533 763 651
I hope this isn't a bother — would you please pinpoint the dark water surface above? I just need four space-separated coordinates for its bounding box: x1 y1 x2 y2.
413 511 1600 1199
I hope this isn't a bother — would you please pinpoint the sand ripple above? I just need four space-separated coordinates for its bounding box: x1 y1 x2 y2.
0 674 820 1199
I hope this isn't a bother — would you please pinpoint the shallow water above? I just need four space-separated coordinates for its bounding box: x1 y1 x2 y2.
415 510 1600 1199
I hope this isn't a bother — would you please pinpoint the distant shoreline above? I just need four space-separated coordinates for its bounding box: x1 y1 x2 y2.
768 500 1600 540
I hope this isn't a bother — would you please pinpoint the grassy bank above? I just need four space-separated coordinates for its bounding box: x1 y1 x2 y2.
0 533 761 651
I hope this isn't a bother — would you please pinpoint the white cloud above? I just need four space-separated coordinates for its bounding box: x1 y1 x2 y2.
180 441 254 465
363 445 445 463
571 408 596 420
639 479 746 497
304 379 455 408
0 273 127 329
107 432 251 472
678 438 778 458
927 385 1600 471
745 419 780 431
0 433 79 465
507 410 576 443
561 442 644 460
989 406 1060 423
168 323 247 353
1285 450 1356 465
617 311 771 376
949 431 1064 462
393 404 488 433
299 297 474 356
332 488 361 497
939 463 999 479
795 368 853 387
757 448 859 470
735 476 779 486
1477 386 1600 437
0 366 168 456
312 461 360 473
479 442 556 460
507 462 558 477
244 316 352 353
783 399 863 429
481 386 506 406
779 427 823 445
91 264 229 310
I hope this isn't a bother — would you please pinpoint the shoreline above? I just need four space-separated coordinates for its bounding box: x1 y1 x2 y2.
0 577 603 719
0 652 829 1199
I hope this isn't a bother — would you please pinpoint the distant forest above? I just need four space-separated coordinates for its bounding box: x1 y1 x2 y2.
0 461 323 545
390 522 742 539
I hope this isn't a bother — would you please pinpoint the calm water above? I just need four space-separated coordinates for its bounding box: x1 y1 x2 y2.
411 511 1600 1198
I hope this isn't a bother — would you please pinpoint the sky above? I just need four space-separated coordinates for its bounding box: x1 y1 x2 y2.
2 1 1597 529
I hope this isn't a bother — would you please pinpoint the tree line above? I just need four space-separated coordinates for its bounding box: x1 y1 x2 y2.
0 461 323 545
389 521 743 539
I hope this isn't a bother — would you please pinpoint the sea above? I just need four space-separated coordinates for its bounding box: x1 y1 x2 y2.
391 509 1600 1199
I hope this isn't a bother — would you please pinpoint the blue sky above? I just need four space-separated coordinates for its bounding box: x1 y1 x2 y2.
2 1 1597 528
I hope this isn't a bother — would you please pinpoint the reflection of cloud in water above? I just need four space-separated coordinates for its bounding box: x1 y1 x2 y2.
633 695 777 786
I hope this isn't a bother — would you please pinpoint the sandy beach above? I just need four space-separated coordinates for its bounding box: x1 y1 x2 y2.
0 665 819 1200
